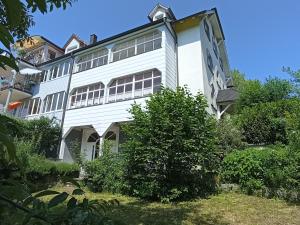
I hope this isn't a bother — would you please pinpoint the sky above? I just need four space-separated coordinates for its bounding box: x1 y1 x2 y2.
28 0 300 81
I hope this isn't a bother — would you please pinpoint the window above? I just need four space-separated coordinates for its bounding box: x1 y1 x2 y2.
48 50 56 60
112 30 162 62
76 48 108 73
43 92 65 113
207 49 213 74
39 70 47 82
49 61 72 80
108 69 161 103
213 40 218 58
20 97 41 116
219 57 224 72
204 19 210 41
70 82 105 109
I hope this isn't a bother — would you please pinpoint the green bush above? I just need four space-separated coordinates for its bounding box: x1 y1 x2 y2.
237 99 300 144
286 110 300 151
221 147 300 200
83 141 125 193
216 115 245 154
122 87 219 201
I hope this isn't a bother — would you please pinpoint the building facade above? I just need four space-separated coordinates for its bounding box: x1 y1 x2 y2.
0 4 233 162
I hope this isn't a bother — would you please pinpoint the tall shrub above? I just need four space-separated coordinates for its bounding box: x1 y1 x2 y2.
237 99 300 144
122 87 218 201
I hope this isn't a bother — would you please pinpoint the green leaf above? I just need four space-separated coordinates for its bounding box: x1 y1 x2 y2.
67 197 77 209
48 192 69 208
72 188 84 195
0 55 19 71
2 0 23 27
34 190 60 198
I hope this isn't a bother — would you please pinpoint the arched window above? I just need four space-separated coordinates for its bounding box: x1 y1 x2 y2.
75 48 108 73
105 131 116 141
70 82 105 109
112 30 162 62
108 69 161 103
87 132 100 142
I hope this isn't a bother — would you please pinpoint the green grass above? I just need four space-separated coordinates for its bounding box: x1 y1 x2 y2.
52 186 300 225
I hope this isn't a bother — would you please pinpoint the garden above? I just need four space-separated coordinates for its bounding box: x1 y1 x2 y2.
1 70 300 224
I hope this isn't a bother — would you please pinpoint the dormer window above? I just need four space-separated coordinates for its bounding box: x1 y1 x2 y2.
155 13 164 20
148 4 176 22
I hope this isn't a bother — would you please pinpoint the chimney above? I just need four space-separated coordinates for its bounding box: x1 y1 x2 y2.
89 34 97 44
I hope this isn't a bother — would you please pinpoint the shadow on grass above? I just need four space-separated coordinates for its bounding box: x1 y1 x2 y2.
107 200 230 225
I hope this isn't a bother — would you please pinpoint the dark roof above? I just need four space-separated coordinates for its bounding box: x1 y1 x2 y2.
216 88 239 104
37 7 225 66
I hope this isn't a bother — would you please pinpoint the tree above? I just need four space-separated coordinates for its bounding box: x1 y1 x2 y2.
264 77 292 102
0 0 75 71
231 69 247 91
122 87 219 201
283 67 300 97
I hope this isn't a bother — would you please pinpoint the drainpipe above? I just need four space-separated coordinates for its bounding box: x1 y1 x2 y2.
57 52 75 158
3 70 17 114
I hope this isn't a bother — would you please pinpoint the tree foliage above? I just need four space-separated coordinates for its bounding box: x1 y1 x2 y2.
122 87 219 201
0 0 75 70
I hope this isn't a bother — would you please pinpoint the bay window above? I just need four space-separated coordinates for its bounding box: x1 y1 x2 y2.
75 48 108 73
19 97 41 116
70 82 105 109
112 30 162 62
108 69 161 103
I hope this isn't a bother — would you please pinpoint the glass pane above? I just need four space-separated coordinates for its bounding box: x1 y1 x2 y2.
144 71 152 79
117 85 124 94
125 83 132 92
82 93 87 100
137 44 144 55
110 80 116 87
153 77 161 85
125 76 133 83
128 47 135 57
28 100 33 115
135 81 142 90
100 90 104 97
118 78 125 85
154 39 161 49
51 93 58 111
94 91 99 98
57 92 64 110
46 95 52 112
64 62 70 75
76 95 81 101
71 96 75 106
145 41 153 52
88 92 94 99
57 64 64 77
135 74 143 81
109 87 116 95
144 79 152 88
153 69 161 77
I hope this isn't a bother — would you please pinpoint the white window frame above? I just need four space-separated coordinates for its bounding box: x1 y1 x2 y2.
112 30 162 62
75 48 108 73
107 69 161 103
42 91 66 113
69 82 105 109
20 97 41 116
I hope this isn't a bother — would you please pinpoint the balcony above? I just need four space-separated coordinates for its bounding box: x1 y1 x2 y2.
0 70 40 106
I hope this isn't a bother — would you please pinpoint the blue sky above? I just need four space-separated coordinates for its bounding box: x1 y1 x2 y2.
28 0 300 81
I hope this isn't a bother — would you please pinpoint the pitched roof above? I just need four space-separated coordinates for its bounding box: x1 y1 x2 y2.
216 88 239 104
63 34 87 49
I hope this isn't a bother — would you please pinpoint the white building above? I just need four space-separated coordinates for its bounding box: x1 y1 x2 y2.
0 4 236 162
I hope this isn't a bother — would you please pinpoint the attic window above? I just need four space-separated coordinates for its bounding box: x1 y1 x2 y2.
66 45 78 53
204 19 210 41
155 14 164 20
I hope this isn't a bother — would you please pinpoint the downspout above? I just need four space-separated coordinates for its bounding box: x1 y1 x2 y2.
57 52 75 158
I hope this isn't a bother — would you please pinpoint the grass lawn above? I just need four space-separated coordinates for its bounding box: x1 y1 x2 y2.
52 186 300 225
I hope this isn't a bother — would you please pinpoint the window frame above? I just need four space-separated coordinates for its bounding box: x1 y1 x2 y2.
204 19 211 41
75 48 108 73
107 69 161 103
42 91 66 113
112 30 162 62
207 49 214 74
69 82 105 109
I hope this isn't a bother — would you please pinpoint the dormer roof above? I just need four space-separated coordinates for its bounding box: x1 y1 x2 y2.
63 34 86 49
148 3 176 22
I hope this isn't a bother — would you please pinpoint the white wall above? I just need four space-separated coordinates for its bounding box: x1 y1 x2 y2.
62 25 175 138
177 24 204 95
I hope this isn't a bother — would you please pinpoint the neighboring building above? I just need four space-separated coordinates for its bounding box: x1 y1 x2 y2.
0 4 235 162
